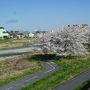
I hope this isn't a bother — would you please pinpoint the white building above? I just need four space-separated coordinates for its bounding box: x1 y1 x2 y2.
29 32 34 37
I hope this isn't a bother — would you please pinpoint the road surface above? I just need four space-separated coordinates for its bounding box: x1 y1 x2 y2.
0 60 61 90
0 48 61 90
0 46 90 90
52 68 90 90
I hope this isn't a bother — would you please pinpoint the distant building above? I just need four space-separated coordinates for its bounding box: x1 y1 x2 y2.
35 30 48 36
0 27 9 39
9 30 34 38
29 32 34 37
67 24 89 33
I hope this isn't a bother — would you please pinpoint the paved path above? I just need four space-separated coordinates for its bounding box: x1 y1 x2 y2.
0 50 61 90
0 47 90 90
0 45 39 55
0 60 61 90
52 68 90 90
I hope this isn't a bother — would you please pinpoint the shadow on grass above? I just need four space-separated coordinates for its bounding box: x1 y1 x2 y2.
82 80 90 90
29 54 57 61
28 54 77 62
75 80 90 90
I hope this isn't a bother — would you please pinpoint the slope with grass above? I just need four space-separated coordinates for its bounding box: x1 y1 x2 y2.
0 53 43 86
22 54 90 90
0 38 39 50
0 53 60 90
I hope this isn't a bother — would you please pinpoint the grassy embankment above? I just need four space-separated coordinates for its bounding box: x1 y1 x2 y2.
22 54 90 90
0 37 39 50
0 52 44 86
75 80 90 90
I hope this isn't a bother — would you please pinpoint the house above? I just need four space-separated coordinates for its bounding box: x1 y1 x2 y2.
29 32 34 37
9 30 34 38
0 27 9 39
9 30 27 38
9 31 18 38
34 30 48 37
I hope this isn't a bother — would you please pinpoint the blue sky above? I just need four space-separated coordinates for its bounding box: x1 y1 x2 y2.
0 0 90 31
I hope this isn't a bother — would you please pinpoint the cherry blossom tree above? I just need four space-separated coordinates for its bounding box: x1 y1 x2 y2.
37 25 89 56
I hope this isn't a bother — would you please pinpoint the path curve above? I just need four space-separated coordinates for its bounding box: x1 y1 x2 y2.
0 47 90 90
0 51 61 90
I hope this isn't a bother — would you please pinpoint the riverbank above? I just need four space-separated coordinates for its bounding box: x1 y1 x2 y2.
0 52 43 86
0 38 39 50
22 54 90 90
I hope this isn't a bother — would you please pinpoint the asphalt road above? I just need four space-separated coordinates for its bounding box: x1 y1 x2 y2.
52 68 90 90
0 61 61 90
0 44 42 55
0 47 90 90
0 49 61 90
0 52 28 58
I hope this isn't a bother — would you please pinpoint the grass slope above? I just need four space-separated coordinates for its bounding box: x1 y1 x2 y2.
0 53 43 86
0 38 38 50
22 54 90 90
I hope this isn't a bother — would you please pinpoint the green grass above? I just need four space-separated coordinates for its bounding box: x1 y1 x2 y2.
0 39 12 43
0 38 38 50
0 53 55 86
0 54 44 86
75 80 90 90
21 54 90 90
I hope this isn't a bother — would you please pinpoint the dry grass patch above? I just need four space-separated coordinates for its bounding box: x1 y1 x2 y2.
0 53 42 81
0 38 38 49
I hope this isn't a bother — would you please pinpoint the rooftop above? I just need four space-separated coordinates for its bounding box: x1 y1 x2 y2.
0 27 5 29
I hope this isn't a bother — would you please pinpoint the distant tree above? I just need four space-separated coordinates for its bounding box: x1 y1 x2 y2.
37 25 89 56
